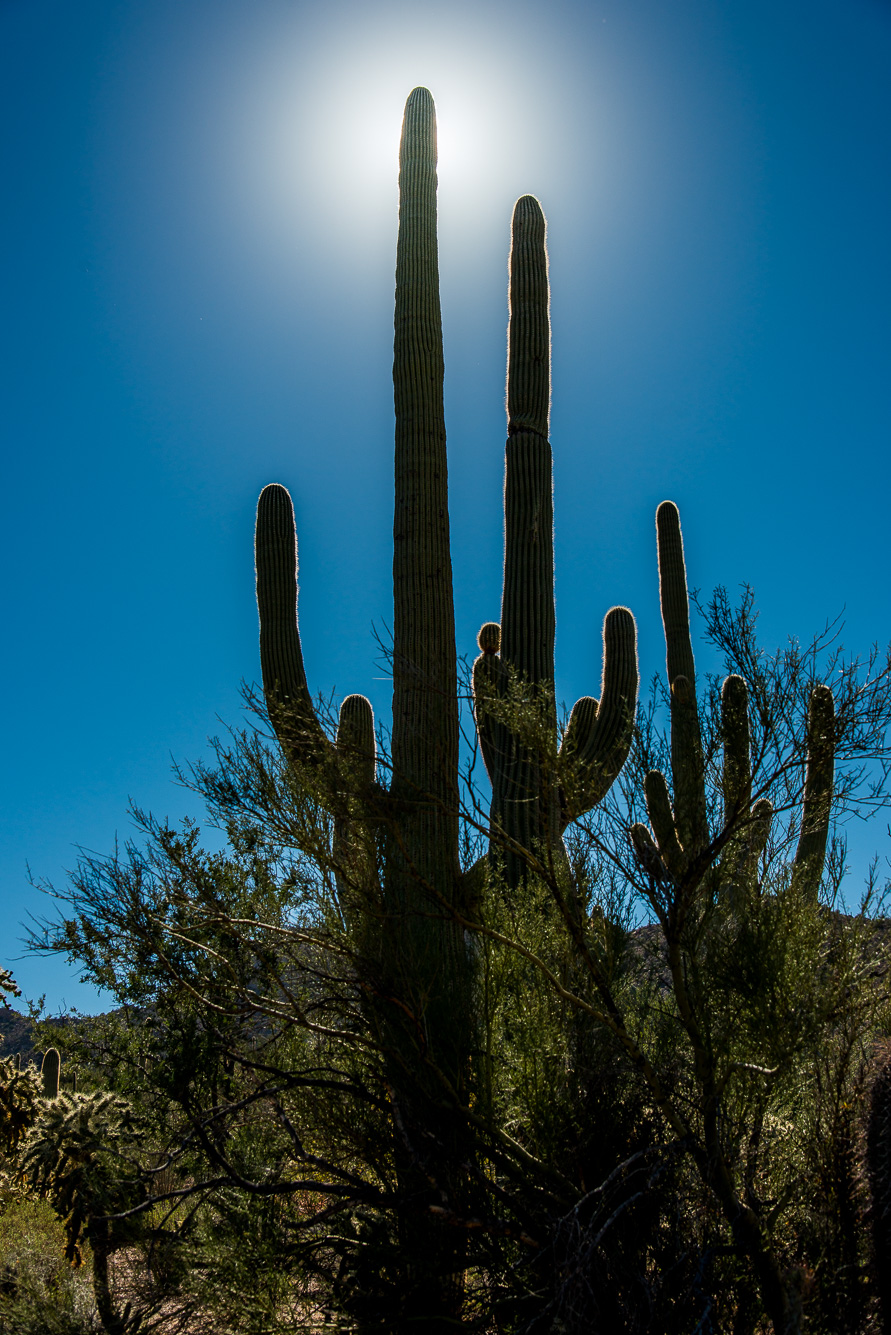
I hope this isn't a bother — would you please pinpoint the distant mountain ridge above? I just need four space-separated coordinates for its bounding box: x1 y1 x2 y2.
0 1006 91 1066
0 1007 38 1062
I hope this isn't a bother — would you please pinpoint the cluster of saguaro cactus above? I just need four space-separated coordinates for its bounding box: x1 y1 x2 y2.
630 501 835 901
254 88 638 1322
256 96 639 914
472 195 638 888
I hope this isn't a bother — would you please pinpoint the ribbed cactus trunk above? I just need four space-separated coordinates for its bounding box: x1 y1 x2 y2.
502 197 555 694
390 85 460 900
499 197 559 876
385 87 468 1327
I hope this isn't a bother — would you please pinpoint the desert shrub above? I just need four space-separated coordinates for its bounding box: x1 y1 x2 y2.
0 1197 99 1335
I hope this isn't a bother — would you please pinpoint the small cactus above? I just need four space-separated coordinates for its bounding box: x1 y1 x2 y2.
41 1047 61 1099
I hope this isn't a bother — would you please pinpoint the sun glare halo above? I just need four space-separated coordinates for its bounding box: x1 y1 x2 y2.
218 16 573 291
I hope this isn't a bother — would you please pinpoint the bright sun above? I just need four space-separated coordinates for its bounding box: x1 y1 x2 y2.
224 15 565 285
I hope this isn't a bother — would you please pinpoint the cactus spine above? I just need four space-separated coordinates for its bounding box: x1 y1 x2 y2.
40 1047 61 1099
630 501 835 899
473 196 638 886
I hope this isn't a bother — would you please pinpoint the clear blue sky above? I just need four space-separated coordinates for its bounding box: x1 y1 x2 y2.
3 0 889 1012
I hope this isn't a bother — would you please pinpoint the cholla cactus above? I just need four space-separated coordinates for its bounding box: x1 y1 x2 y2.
0 1054 43 1156
0 965 20 1007
22 1089 142 1258
630 501 835 901
22 1089 144 1332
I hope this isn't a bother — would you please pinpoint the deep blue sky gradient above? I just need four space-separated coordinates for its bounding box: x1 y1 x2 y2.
3 0 890 1010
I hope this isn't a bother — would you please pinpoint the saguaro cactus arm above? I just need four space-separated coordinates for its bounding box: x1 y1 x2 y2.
255 483 336 769
256 486 379 797
472 622 508 788
718 674 771 892
487 196 558 874
333 693 378 918
501 195 555 692
656 501 709 854
721 674 752 822
558 606 639 827
336 694 376 790
641 769 686 881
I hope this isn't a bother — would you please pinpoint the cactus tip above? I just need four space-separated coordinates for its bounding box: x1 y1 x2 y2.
604 604 636 635
257 482 294 524
656 499 681 525
513 193 545 220
477 622 501 655
671 675 692 704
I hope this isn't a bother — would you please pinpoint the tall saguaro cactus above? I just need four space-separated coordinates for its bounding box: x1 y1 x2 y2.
390 85 460 907
255 87 468 1327
256 86 462 999
473 196 639 886
630 500 835 901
